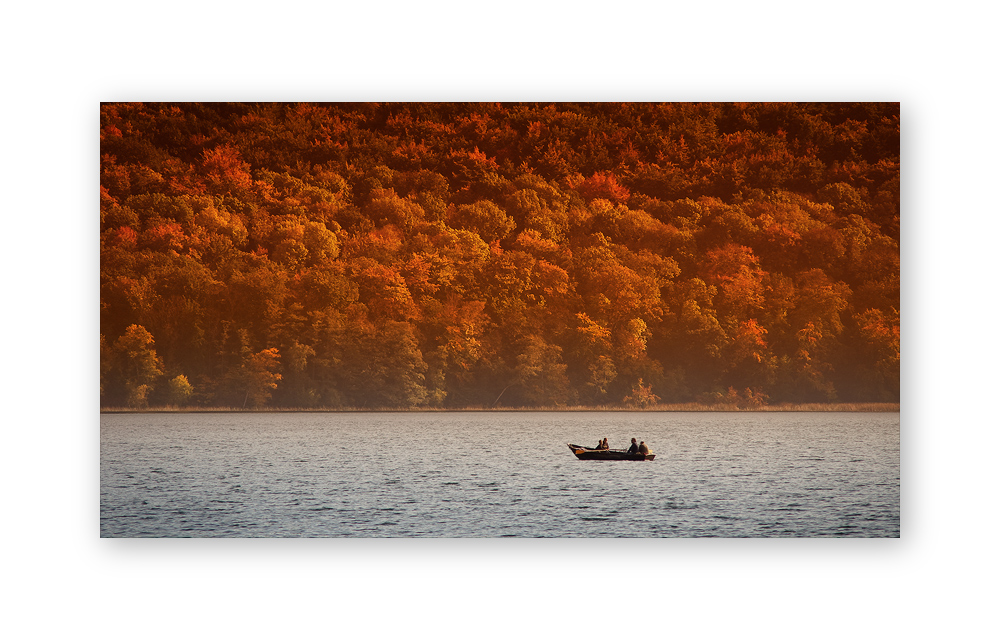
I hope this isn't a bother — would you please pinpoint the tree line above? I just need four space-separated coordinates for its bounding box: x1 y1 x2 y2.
100 102 899 409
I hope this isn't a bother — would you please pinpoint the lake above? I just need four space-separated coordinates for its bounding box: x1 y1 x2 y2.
100 411 899 537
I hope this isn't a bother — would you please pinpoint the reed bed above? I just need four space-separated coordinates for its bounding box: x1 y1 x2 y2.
102 402 899 413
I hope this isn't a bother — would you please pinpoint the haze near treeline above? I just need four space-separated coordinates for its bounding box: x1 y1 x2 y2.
100 102 899 410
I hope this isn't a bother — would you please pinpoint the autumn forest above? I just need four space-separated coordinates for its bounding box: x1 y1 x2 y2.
100 102 899 410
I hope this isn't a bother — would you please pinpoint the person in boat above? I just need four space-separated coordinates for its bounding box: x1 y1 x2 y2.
596 439 604 449
638 441 650 455
600 438 609 449
626 438 639 454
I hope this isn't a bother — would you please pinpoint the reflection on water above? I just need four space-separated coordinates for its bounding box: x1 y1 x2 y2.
100 411 899 537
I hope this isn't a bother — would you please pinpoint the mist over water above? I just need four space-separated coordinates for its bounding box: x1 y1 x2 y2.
100 411 899 537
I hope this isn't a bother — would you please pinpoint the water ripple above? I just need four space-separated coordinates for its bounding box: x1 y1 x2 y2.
101 411 899 538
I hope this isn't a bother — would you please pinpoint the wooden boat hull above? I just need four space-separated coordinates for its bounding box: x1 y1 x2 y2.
567 444 655 461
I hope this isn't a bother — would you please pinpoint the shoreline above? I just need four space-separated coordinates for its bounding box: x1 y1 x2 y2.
101 402 900 414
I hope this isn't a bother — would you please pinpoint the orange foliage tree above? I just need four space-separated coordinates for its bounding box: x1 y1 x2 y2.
100 102 899 408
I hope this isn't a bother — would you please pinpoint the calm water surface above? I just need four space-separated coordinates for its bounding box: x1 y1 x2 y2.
100 411 899 537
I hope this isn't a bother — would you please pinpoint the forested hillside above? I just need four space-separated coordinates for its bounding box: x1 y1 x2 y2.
100 102 899 409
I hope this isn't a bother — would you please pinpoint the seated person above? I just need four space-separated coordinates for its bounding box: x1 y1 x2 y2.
600 438 609 450
626 438 639 454
638 441 649 455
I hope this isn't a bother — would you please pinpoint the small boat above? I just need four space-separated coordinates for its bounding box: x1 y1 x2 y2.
567 444 655 461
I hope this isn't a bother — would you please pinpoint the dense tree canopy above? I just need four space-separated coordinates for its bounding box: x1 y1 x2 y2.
100 102 899 408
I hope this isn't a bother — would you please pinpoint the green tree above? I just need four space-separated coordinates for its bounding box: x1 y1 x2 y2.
584 355 617 403
112 324 164 408
340 321 428 408
513 336 573 407
166 374 194 406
